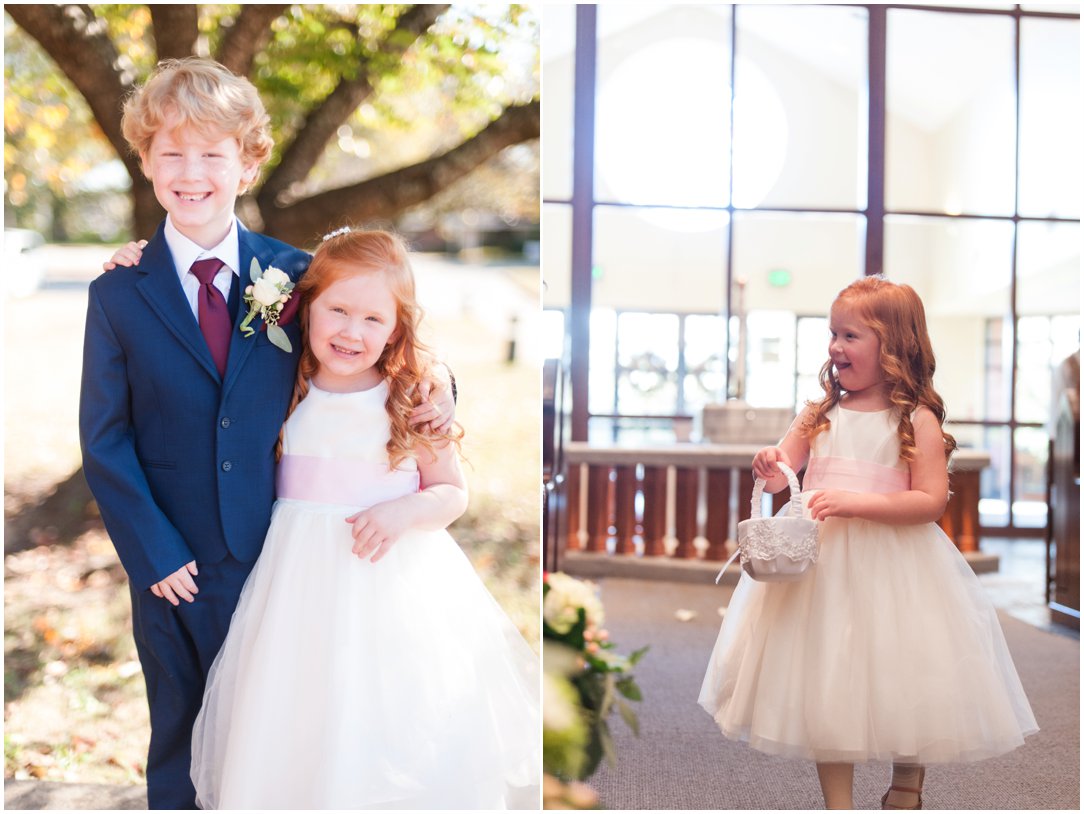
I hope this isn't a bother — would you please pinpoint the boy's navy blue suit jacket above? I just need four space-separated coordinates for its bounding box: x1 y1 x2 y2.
79 221 311 591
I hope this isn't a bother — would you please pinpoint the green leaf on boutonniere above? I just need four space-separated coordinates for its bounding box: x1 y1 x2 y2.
267 324 292 353
249 257 262 283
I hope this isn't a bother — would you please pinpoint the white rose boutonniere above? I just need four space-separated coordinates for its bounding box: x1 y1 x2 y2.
240 258 295 352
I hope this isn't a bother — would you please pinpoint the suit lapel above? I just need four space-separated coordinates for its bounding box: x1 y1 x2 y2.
135 226 221 381
221 224 283 397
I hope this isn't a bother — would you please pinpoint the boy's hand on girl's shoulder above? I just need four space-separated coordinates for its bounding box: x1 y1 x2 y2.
150 560 199 605
409 374 456 434
103 239 147 271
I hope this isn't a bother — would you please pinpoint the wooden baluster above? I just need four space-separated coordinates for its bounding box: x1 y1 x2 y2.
586 464 611 552
642 465 667 556
565 463 583 551
614 465 637 555
956 470 980 553
738 469 756 522
704 467 731 561
938 491 957 546
771 487 788 517
673 467 699 559
939 471 964 551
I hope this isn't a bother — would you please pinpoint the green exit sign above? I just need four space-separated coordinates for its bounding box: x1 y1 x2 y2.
768 268 791 287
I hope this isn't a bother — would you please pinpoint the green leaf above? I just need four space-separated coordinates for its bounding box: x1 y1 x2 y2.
249 257 262 283
599 672 615 718
615 676 642 702
598 720 618 767
616 698 640 736
628 645 650 666
267 324 292 353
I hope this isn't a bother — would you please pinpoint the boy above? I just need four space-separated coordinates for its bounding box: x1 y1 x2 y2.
80 59 448 808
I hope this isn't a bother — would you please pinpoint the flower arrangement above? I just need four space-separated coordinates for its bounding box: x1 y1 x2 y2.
542 572 647 785
240 258 294 352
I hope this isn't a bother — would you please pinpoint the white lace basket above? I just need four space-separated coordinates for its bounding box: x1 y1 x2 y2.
720 462 820 583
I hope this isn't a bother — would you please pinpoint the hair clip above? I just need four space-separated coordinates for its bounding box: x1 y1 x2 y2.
322 226 352 242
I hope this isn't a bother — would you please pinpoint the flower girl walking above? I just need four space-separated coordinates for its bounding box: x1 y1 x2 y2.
190 229 539 809
699 276 1037 809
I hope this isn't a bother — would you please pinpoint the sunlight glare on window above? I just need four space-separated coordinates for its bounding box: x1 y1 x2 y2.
596 38 786 230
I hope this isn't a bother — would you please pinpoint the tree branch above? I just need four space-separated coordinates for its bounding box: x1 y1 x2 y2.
216 4 289 77
6 4 140 179
261 100 538 247
149 5 199 61
257 3 450 208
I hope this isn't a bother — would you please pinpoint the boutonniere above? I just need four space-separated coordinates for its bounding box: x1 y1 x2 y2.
240 258 295 352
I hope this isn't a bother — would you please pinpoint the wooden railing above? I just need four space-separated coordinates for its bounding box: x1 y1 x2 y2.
559 443 991 563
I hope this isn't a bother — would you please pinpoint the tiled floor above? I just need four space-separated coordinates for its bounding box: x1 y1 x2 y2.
978 537 1079 639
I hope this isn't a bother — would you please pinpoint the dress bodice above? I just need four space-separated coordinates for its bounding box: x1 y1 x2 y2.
275 380 419 507
804 405 910 494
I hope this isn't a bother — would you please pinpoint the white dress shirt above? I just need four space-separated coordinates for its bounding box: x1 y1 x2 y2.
164 215 241 321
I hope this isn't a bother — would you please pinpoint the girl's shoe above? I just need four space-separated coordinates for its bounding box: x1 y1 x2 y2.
880 767 924 810
880 785 922 809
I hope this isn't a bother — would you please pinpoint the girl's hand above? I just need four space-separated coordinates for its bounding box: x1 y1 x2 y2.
103 239 147 271
346 502 411 563
752 446 793 481
806 489 861 521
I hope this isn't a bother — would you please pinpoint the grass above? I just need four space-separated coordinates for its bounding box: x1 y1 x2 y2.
4 255 541 784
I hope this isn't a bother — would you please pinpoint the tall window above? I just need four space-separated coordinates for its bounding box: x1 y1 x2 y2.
542 3 1080 533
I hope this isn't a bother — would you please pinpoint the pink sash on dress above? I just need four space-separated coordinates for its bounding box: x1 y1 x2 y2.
803 456 910 494
276 454 420 507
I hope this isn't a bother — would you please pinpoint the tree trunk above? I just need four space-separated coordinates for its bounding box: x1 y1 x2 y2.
4 467 96 555
260 101 540 247
132 179 165 242
149 5 199 61
216 5 289 77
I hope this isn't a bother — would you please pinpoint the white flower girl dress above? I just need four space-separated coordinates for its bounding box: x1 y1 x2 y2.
192 381 539 809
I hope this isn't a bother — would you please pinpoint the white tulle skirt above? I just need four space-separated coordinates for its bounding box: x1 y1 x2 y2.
192 499 540 810
699 503 1038 764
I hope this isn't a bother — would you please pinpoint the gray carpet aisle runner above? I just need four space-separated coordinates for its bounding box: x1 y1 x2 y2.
586 578 1079 811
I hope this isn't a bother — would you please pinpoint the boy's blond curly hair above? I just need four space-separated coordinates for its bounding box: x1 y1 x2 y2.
121 57 273 176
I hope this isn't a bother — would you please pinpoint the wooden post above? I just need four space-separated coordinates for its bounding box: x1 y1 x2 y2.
674 467 700 559
586 464 611 552
642 465 667 556
614 464 637 555
938 470 980 553
738 469 756 522
565 463 583 551
704 467 731 561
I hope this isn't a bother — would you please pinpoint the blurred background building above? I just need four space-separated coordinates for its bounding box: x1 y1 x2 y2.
542 3 1079 543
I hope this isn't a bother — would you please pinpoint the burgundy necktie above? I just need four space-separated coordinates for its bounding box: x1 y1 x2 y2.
190 258 231 377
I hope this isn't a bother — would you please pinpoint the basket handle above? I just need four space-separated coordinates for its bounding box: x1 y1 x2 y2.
750 461 803 520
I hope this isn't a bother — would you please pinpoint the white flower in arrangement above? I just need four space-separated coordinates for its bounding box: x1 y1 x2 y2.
543 573 605 635
260 266 292 288
250 276 282 307
240 259 295 353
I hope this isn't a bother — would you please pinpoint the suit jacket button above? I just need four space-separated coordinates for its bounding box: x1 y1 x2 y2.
220 417 231 428
222 461 233 472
